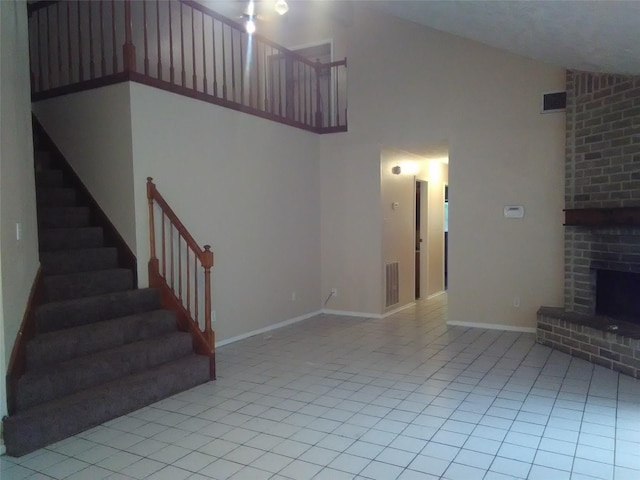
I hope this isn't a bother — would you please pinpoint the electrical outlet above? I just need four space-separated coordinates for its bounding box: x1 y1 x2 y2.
331 288 338 297
291 291 296 302
513 297 520 308
212 310 217 322
16 223 22 241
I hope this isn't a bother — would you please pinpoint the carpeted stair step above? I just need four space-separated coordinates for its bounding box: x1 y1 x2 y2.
40 248 118 275
27 310 177 369
35 288 161 333
39 226 103 251
38 206 90 228
37 187 76 207
4 354 210 456
43 268 133 302
16 331 194 411
35 169 63 187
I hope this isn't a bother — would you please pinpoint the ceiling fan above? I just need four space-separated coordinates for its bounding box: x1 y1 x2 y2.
238 0 289 33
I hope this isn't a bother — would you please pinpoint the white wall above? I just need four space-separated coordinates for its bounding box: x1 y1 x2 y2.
129 83 321 342
0 0 40 421
33 83 137 251
318 5 565 327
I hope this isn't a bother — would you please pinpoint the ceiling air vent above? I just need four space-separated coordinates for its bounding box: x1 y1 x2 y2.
541 91 566 113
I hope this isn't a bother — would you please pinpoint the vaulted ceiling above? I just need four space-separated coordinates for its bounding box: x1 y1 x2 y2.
366 1 640 75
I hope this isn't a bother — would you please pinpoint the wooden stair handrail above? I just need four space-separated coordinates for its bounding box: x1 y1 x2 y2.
147 177 215 378
147 177 211 266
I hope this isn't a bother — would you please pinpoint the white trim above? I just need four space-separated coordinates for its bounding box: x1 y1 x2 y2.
446 320 536 333
383 302 416 318
321 309 382 319
427 291 446 300
215 310 322 347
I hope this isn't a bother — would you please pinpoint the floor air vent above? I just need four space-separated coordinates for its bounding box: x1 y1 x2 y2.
385 262 399 307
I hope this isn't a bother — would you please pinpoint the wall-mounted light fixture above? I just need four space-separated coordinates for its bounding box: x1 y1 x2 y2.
391 165 402 175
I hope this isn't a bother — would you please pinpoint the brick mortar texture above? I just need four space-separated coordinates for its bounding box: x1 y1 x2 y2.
564 71 640 313
537 312 640 378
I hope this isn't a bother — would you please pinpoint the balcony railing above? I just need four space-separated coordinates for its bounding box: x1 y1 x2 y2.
28 0 347 133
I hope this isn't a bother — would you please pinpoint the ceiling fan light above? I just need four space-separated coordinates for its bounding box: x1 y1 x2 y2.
274 0 289 16
245 18 256 34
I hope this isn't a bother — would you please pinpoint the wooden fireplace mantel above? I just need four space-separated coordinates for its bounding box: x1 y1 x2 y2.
564 207 640 227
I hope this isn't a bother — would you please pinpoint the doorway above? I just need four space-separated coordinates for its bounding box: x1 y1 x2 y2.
415 180 428 299
444 184 449 290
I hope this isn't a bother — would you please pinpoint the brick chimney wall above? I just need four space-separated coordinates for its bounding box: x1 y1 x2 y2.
564 71 640 314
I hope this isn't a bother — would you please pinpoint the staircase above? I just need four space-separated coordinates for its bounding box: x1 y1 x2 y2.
3 132 211 457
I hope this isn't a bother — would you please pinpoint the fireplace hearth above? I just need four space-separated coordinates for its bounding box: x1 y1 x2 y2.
536 70 640 378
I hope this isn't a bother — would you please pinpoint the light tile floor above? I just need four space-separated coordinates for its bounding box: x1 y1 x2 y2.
2 294 640 479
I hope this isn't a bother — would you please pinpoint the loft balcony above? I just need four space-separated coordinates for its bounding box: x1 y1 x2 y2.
28 0 347 134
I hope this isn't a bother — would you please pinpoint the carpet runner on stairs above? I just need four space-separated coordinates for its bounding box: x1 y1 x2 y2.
2 139 211 457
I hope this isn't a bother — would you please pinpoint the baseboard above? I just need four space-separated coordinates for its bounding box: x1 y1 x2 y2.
215 310 323 347
382 302 416 318
427 291 447 299
321 309 382 319
446 320 536 333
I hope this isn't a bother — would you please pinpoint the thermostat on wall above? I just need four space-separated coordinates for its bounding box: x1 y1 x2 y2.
504 205 525 218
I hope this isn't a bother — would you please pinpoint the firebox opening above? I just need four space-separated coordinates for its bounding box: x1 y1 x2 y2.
595 269 640 324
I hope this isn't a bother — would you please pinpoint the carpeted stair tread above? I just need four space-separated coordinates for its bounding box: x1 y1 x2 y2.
43 268 133 302
40 248 118 275
35 169 63 187
38 206 90 228
27 309 177 369
4 354 210 456
17 331 194 411
35 288 161 333
39 226 103 251
37 187 76 206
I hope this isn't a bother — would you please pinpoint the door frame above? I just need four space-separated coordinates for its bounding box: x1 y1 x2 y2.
415 179 429 299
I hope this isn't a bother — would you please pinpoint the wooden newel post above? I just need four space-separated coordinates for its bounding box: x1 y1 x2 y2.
202 245 215 348
123 0 136 72
315 59 323 128
146 178 156 261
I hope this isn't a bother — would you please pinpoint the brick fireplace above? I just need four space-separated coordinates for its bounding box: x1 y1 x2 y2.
537 71 640 378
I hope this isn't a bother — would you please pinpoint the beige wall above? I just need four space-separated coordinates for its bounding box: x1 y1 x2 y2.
318 5 565 326
0 0 40 420
129 82 322 342
33 83 137 251
380 149 416 311
28 0 567 354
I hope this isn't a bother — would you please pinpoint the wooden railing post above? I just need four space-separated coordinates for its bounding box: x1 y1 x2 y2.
315 59 323 128
202 245 214 348
146 177 156 261
123 0 136 72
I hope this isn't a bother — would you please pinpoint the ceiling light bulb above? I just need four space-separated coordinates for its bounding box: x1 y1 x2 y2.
245 18 256 34
274 0 289 16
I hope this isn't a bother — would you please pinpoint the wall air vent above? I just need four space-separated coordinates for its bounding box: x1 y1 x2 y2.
541 91 567 113
385 262 399 307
